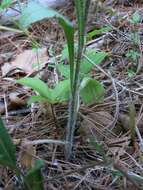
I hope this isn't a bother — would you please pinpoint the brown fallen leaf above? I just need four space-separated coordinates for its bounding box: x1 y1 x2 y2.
9 92 26 107
19 139 36 169
1 48 48 76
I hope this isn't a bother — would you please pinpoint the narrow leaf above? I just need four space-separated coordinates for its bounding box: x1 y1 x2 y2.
75 0 87 53
24 160 44 190
28 96 48 104
87 26 111 40
0 118 16 169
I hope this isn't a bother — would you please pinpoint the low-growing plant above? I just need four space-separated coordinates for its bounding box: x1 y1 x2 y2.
127 11 141 76
126 49 140 77
16 0 107 159
18 49 107 104
0 117 44 190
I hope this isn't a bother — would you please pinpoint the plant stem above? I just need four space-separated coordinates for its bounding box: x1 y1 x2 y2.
65 0 91 159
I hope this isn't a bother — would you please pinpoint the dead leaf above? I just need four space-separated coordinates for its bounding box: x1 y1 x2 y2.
9 92 26 107
1 48 48 76
20 139 36 169
1 62 13 76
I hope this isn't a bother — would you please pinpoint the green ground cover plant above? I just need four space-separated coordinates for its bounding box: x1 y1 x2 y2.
16 0 107 159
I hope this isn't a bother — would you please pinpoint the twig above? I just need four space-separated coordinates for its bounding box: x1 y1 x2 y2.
113 160 142 190
135 105 143 151
24 139 66 145
47 160 108 182
106 76 119 130
3 93 8 123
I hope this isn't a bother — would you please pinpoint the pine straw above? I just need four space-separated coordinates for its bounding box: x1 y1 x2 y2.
1 1 143 189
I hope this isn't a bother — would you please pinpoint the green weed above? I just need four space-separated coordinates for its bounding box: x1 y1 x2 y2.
16 0 108 159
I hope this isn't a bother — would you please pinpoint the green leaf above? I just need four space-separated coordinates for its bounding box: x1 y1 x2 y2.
25 160 44 190
87 26 112 40
19 2 58 27
61 43 78 61
0 118 16 169
61 44 69 61
130 11 141 24
80 77 105 104
81 50 107 74
52 80 70 102
19 1 74 88
127 69 135 78
56 64 70 78
126 50 140 61
28 96 48 104
0 0 12 9
17 77 52 102
129 32 140 44
75 0 87 52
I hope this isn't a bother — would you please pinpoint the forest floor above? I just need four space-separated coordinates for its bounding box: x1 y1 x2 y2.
1 0 143 189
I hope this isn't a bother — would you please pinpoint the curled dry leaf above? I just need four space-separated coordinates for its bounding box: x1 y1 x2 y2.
1 48 48 76
20 139 36 169
0 92 27 114
9 92 26 107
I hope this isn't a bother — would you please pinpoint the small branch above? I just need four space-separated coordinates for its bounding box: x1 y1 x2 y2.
22 139 66 145
113 160 142 190
0 25 22 33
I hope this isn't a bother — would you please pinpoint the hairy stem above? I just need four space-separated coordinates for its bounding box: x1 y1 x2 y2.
65 0 91 159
